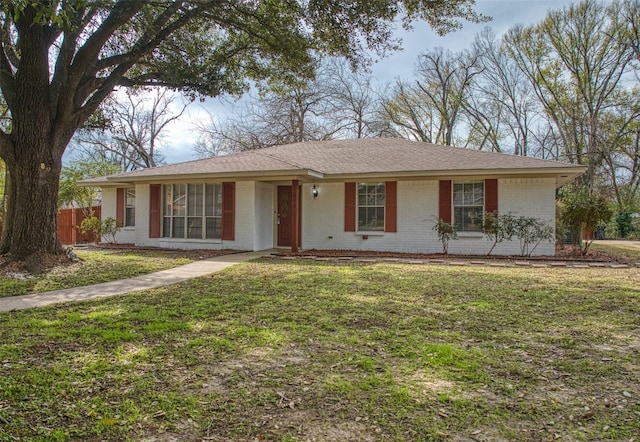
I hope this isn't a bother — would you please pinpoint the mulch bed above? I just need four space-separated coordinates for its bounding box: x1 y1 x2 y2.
276 245 631 264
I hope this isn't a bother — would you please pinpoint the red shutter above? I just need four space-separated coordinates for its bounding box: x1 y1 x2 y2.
221 182 235 241
344 182 356 232
149 184 161 238
116 188 124 227
385 181 397 232
485 179 498 215
438 180 452 223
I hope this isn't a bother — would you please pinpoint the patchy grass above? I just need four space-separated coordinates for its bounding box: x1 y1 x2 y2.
1 260 639 441
590 242 640 263
0 248 229 297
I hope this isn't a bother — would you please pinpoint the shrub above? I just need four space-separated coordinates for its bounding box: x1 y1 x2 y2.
483 212 516 256
558 187 613 256
101 217 119 244
484 213 553 257
79 216 101 240
615 210 633 239
432 218 456 254
79 216 120 244
513 216 554 257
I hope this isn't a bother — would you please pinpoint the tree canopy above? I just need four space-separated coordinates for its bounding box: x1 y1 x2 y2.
58 158 121 216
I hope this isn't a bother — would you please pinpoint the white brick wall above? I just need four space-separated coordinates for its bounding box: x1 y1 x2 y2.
301 182 344 250
100 186 138 245
302 181 440 253
493 178 556 256
102 177 557 256
254 181 275 250
134 184 150 246
101 187 117 220
301 179 556 256
227 181 256 251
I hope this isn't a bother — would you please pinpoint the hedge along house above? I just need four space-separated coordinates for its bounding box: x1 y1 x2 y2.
82 138 584 256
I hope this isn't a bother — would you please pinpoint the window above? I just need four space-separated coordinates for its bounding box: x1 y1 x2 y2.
357 183 385 231
125 187 135 227
162 183 222 239
453 181 484 232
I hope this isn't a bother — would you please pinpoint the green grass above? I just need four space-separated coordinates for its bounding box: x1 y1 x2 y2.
0 249 204 297
1 260 639 441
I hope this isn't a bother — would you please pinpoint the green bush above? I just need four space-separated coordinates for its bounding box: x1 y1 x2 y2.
558 187 613 256
432 218 456 254
615 210 634 238
101 217 119 244
483 212 516 256
79 216 120 244
513 216 555 257
484 213 553 257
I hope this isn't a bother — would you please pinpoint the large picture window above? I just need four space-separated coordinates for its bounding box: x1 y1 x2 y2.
162 184 223 239
357 183 385 231
453 181 484 232
124 188 136 227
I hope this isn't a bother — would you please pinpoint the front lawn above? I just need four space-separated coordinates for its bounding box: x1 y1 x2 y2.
0 248 231 297
1 260 638 441
590 242 640 263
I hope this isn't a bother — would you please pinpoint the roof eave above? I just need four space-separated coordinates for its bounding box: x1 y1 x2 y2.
90 168 324 186
322 166 585 187
77 179 131 187
79 166 584 189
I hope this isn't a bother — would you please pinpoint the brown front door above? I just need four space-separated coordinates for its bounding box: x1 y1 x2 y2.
277 186 292 247
277 185 302 247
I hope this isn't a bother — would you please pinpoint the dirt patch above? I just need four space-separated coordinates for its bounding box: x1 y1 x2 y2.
554 245 631 263
0 252 70 275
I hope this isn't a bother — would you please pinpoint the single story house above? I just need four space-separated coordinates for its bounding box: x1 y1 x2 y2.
82 138 584 256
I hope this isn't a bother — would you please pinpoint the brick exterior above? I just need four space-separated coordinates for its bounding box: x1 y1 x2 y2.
101 177 557 256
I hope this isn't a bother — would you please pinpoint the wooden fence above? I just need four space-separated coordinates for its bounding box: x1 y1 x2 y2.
58 206 102 245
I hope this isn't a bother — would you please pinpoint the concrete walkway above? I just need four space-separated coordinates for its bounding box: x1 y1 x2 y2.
0 251 266 312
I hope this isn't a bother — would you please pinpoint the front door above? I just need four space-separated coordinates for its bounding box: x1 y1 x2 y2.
277 185 302 247
277 186 292 247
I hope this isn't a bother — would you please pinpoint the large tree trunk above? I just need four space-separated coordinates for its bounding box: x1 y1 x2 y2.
0 145 63 260
0 9 66 261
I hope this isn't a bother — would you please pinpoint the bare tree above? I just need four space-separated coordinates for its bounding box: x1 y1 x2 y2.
622 0 640 63
598 101 640 210
325 59 387 139
415 48 480 146
381 48 480 146
73 89 188 170
466 28 541 155
381 80 437 142
194 59 386 156
504 0 637 189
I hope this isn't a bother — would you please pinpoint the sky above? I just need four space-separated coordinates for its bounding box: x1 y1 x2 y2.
156 0 589 164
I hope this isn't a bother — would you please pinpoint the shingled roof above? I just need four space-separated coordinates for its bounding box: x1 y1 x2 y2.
84 138 584 186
